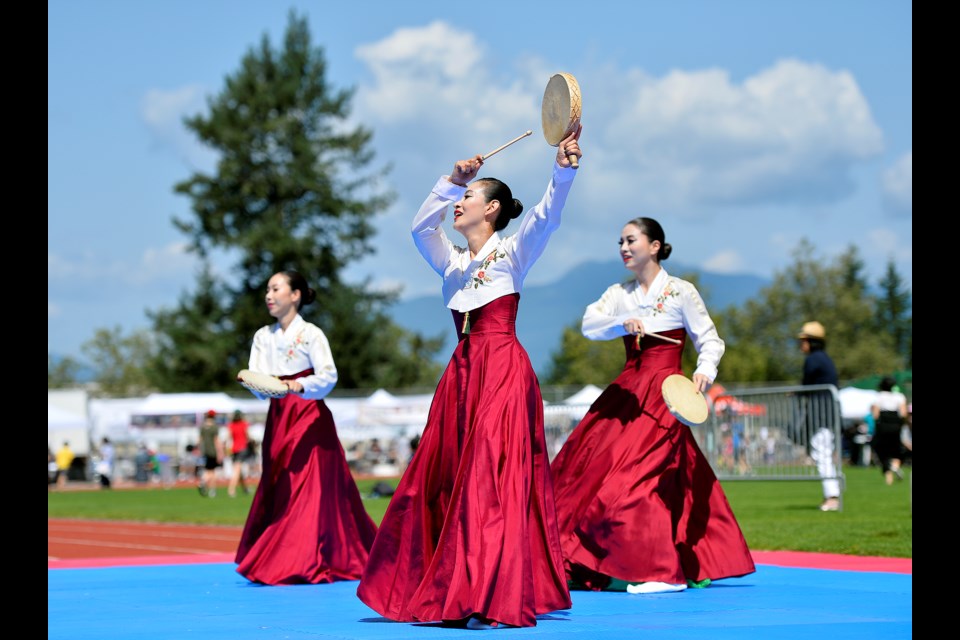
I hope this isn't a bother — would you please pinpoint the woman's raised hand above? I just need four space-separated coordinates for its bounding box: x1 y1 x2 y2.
556 124 583 168
449 154 484 186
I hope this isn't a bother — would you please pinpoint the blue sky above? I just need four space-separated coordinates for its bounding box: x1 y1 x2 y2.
48 0 912 363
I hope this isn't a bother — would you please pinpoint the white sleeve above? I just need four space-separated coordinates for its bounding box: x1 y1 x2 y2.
411 177 465 276
296 327 338 400
581 284 633 341
511 163 576 276
679 281 725 382
245 329 270 401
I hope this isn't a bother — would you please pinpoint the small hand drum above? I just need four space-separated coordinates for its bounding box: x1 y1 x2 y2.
541 72 582 168
237 369 289 399
661 374 709 427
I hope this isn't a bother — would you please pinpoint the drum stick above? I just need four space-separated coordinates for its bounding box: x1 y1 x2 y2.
481 130 533 161
636 332 683 347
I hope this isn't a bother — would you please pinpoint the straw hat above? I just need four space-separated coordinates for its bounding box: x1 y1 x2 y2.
797 321 826 340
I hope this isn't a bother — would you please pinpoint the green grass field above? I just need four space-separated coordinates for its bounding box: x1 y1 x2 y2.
48 465 912 558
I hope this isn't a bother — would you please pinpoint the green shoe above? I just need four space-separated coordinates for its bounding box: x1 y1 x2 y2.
686 578 712 589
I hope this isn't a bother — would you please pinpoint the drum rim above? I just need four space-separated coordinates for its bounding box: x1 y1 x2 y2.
237 369 288 397
541 73 576 144
661 374 708 426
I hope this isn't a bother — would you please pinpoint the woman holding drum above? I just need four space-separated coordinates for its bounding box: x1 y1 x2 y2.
549 217 755 594
357 129 583 629
234 270 378 585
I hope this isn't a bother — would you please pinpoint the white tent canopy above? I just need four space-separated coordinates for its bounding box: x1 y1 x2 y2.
563 384 604 406
838 387 879 420
49 403 86 430
344 389 434 440
48 404 90 455
133 392 245 416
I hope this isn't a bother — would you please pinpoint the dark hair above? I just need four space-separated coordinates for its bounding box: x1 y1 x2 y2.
879 376 897 392
626 217 672 261
474 177 524 232
278 270 317 310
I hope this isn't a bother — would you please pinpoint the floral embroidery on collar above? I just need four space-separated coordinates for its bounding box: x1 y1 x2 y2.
279 329 310 362
465 248 506 289
652 282 680 315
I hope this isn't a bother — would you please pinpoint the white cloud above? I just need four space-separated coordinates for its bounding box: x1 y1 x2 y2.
346 24 890 298
702 250 746 274
48 301 62 319
352 25 885 228
881 151 912 217
141 85 218 171
594 59 884 211
354 21 539 138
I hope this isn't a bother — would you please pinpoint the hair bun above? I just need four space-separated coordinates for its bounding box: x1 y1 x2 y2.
511 198 524 219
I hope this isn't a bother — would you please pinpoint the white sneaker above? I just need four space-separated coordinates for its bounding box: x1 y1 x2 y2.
819 497 840 512
626 581 688 594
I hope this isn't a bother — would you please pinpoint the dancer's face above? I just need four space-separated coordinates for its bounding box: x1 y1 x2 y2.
453 183 498 235
265 273 301 320
619 223 660 272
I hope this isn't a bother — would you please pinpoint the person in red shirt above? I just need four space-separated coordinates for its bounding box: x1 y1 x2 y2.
227 410 252 497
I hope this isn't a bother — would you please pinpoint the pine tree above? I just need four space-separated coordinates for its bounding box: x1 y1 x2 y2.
149 11 441 392
875 259 912 369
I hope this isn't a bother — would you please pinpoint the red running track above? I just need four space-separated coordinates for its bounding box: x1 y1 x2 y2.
47 518 912 574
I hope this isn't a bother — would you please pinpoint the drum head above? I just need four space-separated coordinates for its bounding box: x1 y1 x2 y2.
237 369 288 398
541 72 581 145
661 374 709 427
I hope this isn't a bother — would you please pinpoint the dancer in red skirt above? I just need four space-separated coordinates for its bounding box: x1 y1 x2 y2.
357 128 583 629
235 270 377 585
550 217 755 594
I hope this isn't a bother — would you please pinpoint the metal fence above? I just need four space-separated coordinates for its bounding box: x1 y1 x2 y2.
544 383 845 498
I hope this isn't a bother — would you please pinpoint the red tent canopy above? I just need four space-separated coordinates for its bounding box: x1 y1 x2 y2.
706 384 767 416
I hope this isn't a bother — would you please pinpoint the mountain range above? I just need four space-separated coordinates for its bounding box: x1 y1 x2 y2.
387 260 770 373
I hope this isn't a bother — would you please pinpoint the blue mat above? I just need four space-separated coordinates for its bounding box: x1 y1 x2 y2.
48 562 911 639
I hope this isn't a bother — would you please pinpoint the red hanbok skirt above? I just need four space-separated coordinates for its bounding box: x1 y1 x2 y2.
235 369 378 585
550 329 755 589
356 293 571 627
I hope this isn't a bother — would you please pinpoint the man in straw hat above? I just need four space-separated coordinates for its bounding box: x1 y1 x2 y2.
796 321 841 512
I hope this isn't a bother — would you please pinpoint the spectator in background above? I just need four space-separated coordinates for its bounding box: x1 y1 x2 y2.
96 437 114 489
55 441 75 489
180 444 200 481
870 377 908 485
227 410 252 498
134 443 152 483
796 321 842 512
198 410 224 497
48 447 58 488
